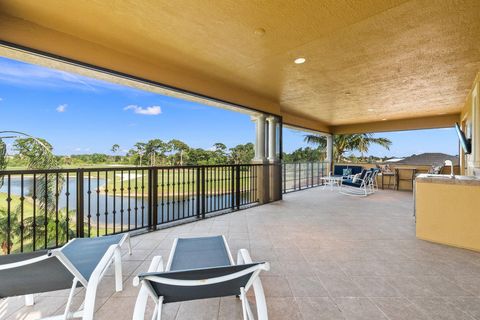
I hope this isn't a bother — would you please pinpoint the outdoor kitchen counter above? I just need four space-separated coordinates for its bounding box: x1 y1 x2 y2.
416 173 480 186
415 174 480 252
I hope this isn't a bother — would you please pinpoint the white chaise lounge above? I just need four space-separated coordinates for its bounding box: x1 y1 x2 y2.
0 233 131 320
133 235 270 320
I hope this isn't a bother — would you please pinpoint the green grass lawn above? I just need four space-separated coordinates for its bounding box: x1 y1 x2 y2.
86 167 255 197
0 192 34 216
2 167 255 196
0 192 120 253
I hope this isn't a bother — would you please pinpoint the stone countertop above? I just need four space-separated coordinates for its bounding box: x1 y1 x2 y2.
416 174 480 186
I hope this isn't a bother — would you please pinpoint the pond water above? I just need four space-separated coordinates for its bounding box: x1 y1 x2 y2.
0 176 254 229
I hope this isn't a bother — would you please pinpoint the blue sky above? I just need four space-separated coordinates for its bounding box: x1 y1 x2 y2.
0 56 458 157
284 127 459 157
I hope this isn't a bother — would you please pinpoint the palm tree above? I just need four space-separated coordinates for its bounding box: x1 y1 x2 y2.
0 132 76 252
304 133 392 163
0 208 19 254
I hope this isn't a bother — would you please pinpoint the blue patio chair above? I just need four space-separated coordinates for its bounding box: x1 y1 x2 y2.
369 168 380 192
332 165 363 179
339 170 374 196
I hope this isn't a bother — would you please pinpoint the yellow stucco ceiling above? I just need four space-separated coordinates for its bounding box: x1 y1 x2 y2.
0 0 479 130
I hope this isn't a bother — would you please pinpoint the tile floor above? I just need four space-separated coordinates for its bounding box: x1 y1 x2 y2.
2 188 480 319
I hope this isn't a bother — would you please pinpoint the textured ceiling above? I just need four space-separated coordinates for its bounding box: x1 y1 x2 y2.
0 0 479 127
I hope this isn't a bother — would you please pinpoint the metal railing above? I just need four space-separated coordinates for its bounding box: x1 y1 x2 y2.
0 164 260 254
282 162 328 193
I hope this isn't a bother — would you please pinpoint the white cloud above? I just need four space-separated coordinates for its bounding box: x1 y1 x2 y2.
56 104 67 112
0 58 125 92
124 105 161 115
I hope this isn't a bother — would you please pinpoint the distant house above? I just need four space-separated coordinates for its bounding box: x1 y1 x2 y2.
384 158 404 163
395 153 459 166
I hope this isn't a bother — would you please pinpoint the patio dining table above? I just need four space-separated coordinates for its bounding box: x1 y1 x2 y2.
320 176 343 190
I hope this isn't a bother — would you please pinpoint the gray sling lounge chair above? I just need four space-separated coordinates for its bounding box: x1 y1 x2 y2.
133 235 270 320
0 233 131 320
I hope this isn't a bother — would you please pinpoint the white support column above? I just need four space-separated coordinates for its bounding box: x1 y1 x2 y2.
472 83 480 170
326 134 334 175
251 114 267 163
266 116 281 201
266 116 278 163
251 114 270 204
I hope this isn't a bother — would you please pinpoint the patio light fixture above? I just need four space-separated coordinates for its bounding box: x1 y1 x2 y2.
294 57 306 64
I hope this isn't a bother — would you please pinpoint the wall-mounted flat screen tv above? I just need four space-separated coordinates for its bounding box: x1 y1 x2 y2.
455 122 472 154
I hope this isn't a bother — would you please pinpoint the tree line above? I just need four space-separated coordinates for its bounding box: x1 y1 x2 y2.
3 132 394 170
5 138 256 168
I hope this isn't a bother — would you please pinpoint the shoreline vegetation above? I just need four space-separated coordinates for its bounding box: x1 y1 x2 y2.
3 139 257 170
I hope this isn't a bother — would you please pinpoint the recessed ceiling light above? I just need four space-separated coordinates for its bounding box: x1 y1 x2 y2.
382 118 387 121
294 57 306 64
367 108 374 112
254 28 266 36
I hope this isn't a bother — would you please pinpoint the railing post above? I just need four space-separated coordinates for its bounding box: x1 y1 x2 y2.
196 167 201 218
298 163 302 190
310 162 315 187
148 169 152 228
235 165 241 210
201 166 206 219
152 168 158 229
293 163 297 191
148 168 158 230
76 170 85 238
306 163 309 187
230 166 235 209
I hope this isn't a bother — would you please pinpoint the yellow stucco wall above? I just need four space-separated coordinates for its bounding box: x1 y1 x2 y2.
416 181 480 252
460 72 480 175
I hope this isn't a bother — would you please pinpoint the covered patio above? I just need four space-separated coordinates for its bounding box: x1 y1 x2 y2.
1 1 480 319
3 188 479 320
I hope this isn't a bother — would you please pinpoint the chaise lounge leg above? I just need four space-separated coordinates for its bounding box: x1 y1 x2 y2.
156 297 163 320
237 249 269 320
25 294 34 306
133 256 164 320
240 288 248 320
63 278 79 320
114 247 123 292
127 235 133 255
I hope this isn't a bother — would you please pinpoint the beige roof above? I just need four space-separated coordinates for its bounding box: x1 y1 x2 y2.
396 153 459 166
